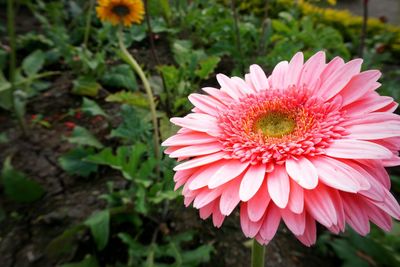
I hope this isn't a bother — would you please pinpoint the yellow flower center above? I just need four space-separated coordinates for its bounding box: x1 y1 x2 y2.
112 5 131 17
253 111 296 138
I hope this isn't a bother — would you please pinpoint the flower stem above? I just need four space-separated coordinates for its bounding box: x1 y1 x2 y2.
7 0 27 136
83 0 95 48
117 29 161 165
251 239 265 267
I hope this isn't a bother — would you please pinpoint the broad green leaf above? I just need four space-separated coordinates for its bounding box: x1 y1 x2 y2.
60 255 99 267
105 91 148 108
72 76 101 97
84 210 110 251
158 65 180 91
195 56 221 79
22 50 45 76
58 147 98 177
66 126 104 149
110 105 152 142
81 97 108 118
1 157 45 203
101 64 137 91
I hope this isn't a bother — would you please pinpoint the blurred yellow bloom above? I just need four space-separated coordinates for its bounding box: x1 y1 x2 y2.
96 0 145 27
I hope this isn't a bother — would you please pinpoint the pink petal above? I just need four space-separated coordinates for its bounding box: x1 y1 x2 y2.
216 74 243 100
249 64 269 91
208 160 249 189
188 93 225 116
193 187 223 209
296 213 317 247
269 61 289 89
188 162 225 190
240 203 264 238
325 139 392 159
247 181 270 222
202 86 233 105
310 156 363 193
369 189 400 220
285 52 304 87
345 121 400 140
162 132 216 146
286 157 318 189
341 193 370 235
339 70 381 106
299 51 326 90
199 201 216 220
343 93 394 116
259 204 281 241
305 185 337 227
212 204 225 228
173 152 225 171
319 56 345 83
170 114 220 136
169 142 223 158
281 209 306 235
267 165 290 208
342 112 400 127
365 200 392 232
239 164 267 201
287 179 304 214
219 178 241 216
318 59 363 100
231 76 254 94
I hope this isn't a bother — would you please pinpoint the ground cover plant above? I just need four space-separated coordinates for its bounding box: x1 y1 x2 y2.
1 0 400 266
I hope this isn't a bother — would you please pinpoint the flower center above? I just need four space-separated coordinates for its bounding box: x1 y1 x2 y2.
112 5 131 17
253 111 296 138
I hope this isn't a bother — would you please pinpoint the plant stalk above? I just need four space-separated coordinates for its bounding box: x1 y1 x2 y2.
359 0 368 57
83 0 95 48
143 0 172 117
251 239 265 267
7 0 27 136
230 0 244 74
117 29 161 166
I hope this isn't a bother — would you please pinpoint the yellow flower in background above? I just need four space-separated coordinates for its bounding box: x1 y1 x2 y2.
96 0 145 27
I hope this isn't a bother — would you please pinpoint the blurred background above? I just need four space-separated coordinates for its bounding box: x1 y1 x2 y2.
0 0 399 266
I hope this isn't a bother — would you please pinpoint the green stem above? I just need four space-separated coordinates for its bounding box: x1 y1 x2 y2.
7 0 27 136
117 29 161 165
251 239 265 267
83 0 95 48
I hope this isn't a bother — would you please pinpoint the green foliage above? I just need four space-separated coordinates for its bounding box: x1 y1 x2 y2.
109 105 152 143
61 255 99 267
65 126 104 149
22 50 46 76
101 64 138 91
318 225 400 267
1 157 45 203
58 147 99 177
81 97 109 118
72 76 101 97
106 91 149 109
84 210 110 251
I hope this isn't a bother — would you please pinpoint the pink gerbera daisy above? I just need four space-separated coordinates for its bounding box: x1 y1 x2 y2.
162 51 400 246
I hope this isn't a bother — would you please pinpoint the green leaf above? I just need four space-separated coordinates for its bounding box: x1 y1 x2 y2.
1 157 45 203
22 50 45 76
84 210 110 251
195 56 221 79
105 91 149 108
101 64 137 91
0 132 8 144
66 126 104 149
60 255 99 267
72 76 101 97
58 147 98 177
110 105 152 142
46 225 85 259
85 144 148 181
81 97 108 118
158 65 180 91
